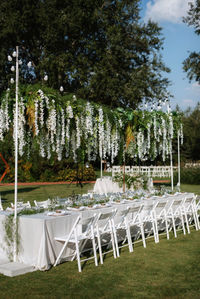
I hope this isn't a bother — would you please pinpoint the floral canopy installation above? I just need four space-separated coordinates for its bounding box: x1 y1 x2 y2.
0 85 183 165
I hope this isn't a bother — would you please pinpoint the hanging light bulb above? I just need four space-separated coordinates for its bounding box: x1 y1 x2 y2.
27 61 32 68
85 162 90 169
11 66 15 72
107 162 110 168
73 95 77 100
12 51 17 57
19 59 22 65
44 75 48 81
7 88 10 92
8 55 12 62
10 78 14 84
60 86 64 92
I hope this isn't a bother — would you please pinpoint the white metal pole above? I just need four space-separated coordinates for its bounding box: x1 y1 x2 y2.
177 130 181 188
170 141 174 191
14 46 19 262
100 158 103 178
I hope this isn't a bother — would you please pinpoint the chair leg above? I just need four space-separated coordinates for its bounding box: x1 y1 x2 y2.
112 219 120 258
171 215 177 238
96 228 103 265
91 228 98 267
184 210 190 234
126 225 133 253
140 222 146 248
74 230 81 272
180 212 186 235
165 216 169 240
109 221 117 259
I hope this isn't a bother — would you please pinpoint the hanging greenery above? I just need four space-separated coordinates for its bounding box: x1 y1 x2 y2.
0 85 183 164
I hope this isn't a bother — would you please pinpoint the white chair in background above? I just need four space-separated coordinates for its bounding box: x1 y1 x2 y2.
95 209 119 265
34 199 51 209
11 201 31 209
54 214 98 272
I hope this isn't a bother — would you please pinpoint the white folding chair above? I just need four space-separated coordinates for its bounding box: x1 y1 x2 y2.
11 201 31 209
115 204 146 253
181 196 200 233
95 209 119 265
142 202 158 243
54 214 98 272
152 199 171 242
126 204 146 250
166 198 186 238
34 199 51 209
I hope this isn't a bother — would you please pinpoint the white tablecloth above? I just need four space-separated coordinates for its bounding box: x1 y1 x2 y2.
93 177 123 194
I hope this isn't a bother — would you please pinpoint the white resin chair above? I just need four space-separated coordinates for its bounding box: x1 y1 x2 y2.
54 214 98 272
11 201 31 209
95 209 119 264
166 198 186 238
152 199 171 242
34 199 51 209
181 196 200 233
141 202 158 243
115 204 146 253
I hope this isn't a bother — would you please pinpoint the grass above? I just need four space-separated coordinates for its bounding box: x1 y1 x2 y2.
0 183 94 209
0 229 200 298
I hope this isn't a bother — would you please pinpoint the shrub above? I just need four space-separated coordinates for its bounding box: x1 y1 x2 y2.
174 168 200 185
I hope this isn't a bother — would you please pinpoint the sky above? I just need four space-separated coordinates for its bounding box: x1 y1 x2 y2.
140 0 200 110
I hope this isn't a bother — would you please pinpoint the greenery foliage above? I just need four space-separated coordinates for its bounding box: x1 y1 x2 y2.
113 173 148 190
1 215 20 261
174 167 200 185
0 0 171 107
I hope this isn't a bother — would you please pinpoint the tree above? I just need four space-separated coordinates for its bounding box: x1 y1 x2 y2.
183 0 200 83
0 0 170 108
181 103 200 161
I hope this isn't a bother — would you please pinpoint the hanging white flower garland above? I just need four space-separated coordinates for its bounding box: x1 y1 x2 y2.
0 89 183 164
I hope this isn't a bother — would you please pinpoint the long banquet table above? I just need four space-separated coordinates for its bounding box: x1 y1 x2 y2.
0 192 195 271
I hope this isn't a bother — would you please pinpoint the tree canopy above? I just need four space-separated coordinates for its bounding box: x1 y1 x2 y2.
183 0 200 83
0 0 170 108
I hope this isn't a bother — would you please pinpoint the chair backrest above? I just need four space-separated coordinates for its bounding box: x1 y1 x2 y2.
11 201 31 209
170 199 183 213
79 214 97 235
127 204 144 224
153 200 168 217
34 199 51 208
96 209 117 232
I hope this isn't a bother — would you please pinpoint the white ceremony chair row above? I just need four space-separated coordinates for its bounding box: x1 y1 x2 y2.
54 195 200 272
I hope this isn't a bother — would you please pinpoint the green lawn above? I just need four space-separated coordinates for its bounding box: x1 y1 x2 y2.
0 183 94 209
0 229 200 299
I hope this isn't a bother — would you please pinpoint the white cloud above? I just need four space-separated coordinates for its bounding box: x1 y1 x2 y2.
144 0 195 24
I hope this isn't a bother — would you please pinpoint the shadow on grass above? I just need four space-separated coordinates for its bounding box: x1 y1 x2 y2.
0 187 39 201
